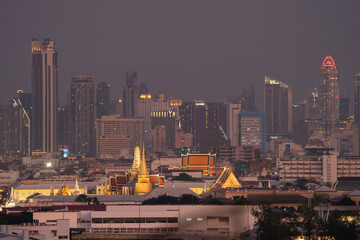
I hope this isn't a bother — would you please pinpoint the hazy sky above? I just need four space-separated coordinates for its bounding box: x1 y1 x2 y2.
1 1 360 110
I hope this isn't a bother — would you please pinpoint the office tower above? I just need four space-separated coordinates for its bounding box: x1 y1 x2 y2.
307 88 321 120
339 98 350 122
319 56 339 136
96 82 110 119
31 38 58 153
179 101 228 152
151 110 176 150
123 72 138 117
95 115 144 158
175 127 193 148
226 103 241 146
137 94 153 149
239 112 266 153
151 125 167 153
264 76 292 136
58 105 71 147
139 82 148 96
70 75 95 155
17 91 32 118
0 103 6 154
236 86 257 112
5 99 22 155
354 73 360 123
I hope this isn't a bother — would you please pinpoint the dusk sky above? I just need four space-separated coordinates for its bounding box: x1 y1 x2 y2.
1 1 360 109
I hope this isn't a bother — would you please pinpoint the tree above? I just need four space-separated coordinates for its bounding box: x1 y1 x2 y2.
251 204 300 240
142 195 178 205
334 196 356 206
172 173 196 181
179 194 199 204
75 194 88 203
297 204 324 238
233 196 249 205
324 210 360 239
200 196 223 205
92 197 100 205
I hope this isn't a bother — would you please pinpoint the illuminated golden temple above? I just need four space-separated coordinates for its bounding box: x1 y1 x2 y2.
211 167 242 189
134 145 152 195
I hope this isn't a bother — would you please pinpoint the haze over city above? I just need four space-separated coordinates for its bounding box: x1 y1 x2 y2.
1 0 360 106
2 1 360 239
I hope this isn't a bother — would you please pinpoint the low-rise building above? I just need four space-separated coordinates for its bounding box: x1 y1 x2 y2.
0 171 19 187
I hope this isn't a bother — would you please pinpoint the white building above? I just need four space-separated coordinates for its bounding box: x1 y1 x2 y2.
278 151 338 183
0 219 70 240
28 205 256 238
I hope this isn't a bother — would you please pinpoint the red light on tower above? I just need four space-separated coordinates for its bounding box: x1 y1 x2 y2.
321 56 336 70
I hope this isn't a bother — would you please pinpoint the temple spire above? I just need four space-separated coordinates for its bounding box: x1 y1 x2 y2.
134 143 152 195
139 143 148 177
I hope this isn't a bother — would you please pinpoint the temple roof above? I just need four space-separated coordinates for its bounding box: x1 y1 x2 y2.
211 168 242 190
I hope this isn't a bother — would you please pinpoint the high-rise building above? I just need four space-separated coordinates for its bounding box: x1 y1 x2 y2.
70 75 95 155
17 91 32 118
96 82 110 119
58 105 71 147
0 103 7 154
95 115 144 158
123 72 138 117
179 101 228 152
137 94 153 149
139 82 148 96
4 99 30 155
239 112 266 153
264 76 292 137
236 86 257 112
339 98 350 122
354 73 360 123
151 110 176 150
31 38 58 153
319 56 339 136
307 88 321 120
226 103 241 146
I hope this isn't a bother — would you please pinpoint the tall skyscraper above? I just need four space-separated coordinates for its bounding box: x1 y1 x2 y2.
95 116 144 158
319 56 339 136
151 110 176 150
123 72 138 117
31 38 58 153
179 101 228 152
70 75 95 155
226 103 241 146
239 112 266 153
58 105 71 147
137 94 153 149
96 82 110 119
339 98 350 122
264 76 292 137
354 73 360 123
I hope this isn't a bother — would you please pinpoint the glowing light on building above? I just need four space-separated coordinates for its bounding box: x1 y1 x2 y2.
321 55 337 70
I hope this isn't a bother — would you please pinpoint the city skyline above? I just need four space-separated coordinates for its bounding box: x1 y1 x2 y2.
1 1 360 108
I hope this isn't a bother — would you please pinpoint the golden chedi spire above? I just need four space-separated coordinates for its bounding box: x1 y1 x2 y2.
134 144 152 195
130 146 141 180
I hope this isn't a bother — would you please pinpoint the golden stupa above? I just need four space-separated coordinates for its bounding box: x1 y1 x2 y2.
130 146 141 180
134 145 152 195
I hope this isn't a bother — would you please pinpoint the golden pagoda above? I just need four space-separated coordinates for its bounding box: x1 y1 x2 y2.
211 167 242 190
134 145 152 195
130 146 141 180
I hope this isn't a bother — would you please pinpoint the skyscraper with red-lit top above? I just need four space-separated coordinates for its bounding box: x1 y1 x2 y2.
320 56 339 137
